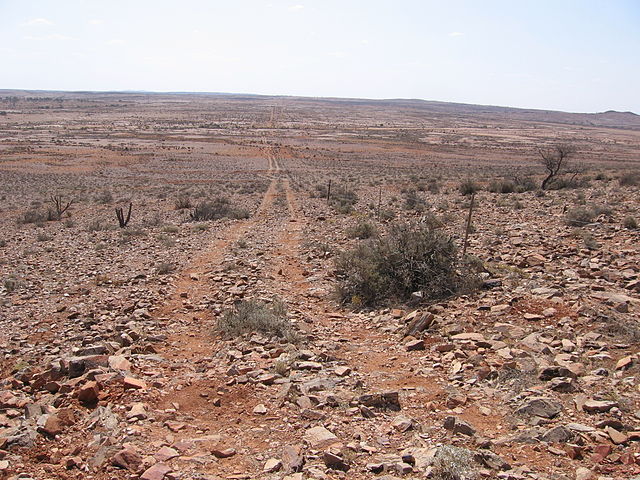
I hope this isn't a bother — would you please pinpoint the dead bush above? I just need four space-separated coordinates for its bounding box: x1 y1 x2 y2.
335 221 480 307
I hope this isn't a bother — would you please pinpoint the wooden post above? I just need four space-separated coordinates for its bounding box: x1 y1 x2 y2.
377 186 382 218
326 179 332 203
462 193 475 256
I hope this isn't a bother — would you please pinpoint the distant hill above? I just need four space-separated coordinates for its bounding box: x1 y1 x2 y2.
1 89 638 130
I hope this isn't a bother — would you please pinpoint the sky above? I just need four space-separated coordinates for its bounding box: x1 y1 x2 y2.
0 0 638 113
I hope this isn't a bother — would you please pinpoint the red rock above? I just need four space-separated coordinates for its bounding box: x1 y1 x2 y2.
112 447 143 471
77 381 100 405
212 448 236 458
591 444 612 463
42 415 63 436
140 462 171 480
123 377 147 390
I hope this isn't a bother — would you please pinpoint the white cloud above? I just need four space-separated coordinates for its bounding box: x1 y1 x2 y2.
289 4 304 11
327 51 348 59
20 18 54 27
106 39 126 46
88 19 103 25
23 33 73 41
448 31 464 37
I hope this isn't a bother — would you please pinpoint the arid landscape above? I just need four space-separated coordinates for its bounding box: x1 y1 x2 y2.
0 90 639 480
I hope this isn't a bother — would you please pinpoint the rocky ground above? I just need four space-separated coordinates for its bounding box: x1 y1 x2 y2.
0 92 639 480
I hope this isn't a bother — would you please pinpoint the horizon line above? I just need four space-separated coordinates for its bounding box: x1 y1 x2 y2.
0 87 637 116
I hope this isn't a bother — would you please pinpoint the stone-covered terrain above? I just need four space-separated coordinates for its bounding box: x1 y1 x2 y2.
0 91 639 480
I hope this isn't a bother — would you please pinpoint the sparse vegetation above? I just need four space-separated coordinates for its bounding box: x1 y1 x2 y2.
459 179 480 196
623 216 638 229
431 445 477 480
190 197 250 221
335 221 479 307
346 219 377 239
537 143 576 190
216 299 297 342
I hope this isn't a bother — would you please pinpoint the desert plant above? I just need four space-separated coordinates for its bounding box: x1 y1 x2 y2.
565 207 595 226
537 143 576 190
335 221 479 307
216 299 297 342
346 220 377 239
190 197 250 221
174 195 192 210
459 179 479 196
115 203 132 228
49 195 73 220
623 216 638 229
431 445 477 480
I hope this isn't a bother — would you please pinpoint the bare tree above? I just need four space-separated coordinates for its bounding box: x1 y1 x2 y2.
538 144 576 190
49 195 73 221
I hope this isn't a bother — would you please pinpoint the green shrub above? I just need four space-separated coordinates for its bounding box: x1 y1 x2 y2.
403 189 426 211
347 220 377 239
190 197 250 221
459 179 480 196
216 299 297 342
335 221 479 307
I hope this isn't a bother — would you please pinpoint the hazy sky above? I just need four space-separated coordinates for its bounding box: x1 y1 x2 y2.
1 0 638 113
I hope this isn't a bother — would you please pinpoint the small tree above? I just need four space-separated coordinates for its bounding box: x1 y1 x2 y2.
49 195 73 221
538 144 576 190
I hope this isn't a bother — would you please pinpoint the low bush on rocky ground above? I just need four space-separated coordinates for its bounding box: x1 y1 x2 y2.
335 221 480 307
565 207 596 226
619 172 639 186
431 445 477 480
190 197 250 221
216 299 298 342
459 179 480 196
346 219 377 239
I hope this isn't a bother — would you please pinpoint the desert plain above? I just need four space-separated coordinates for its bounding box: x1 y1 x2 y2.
0 91 639 480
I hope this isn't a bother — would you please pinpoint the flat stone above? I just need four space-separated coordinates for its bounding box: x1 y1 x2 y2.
582 399 617 413
123 377 147 390
155 446 180 462
212 448 236 458
515 397 562 419
263 458 282 473
140 462 171 480
303 426 338 449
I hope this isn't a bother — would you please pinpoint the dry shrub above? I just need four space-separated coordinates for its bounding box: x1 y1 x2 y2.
335 221 480 307
216 299 298 342
190 197 250 221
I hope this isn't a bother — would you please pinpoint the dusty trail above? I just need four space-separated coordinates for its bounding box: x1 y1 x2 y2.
129 144 451 479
